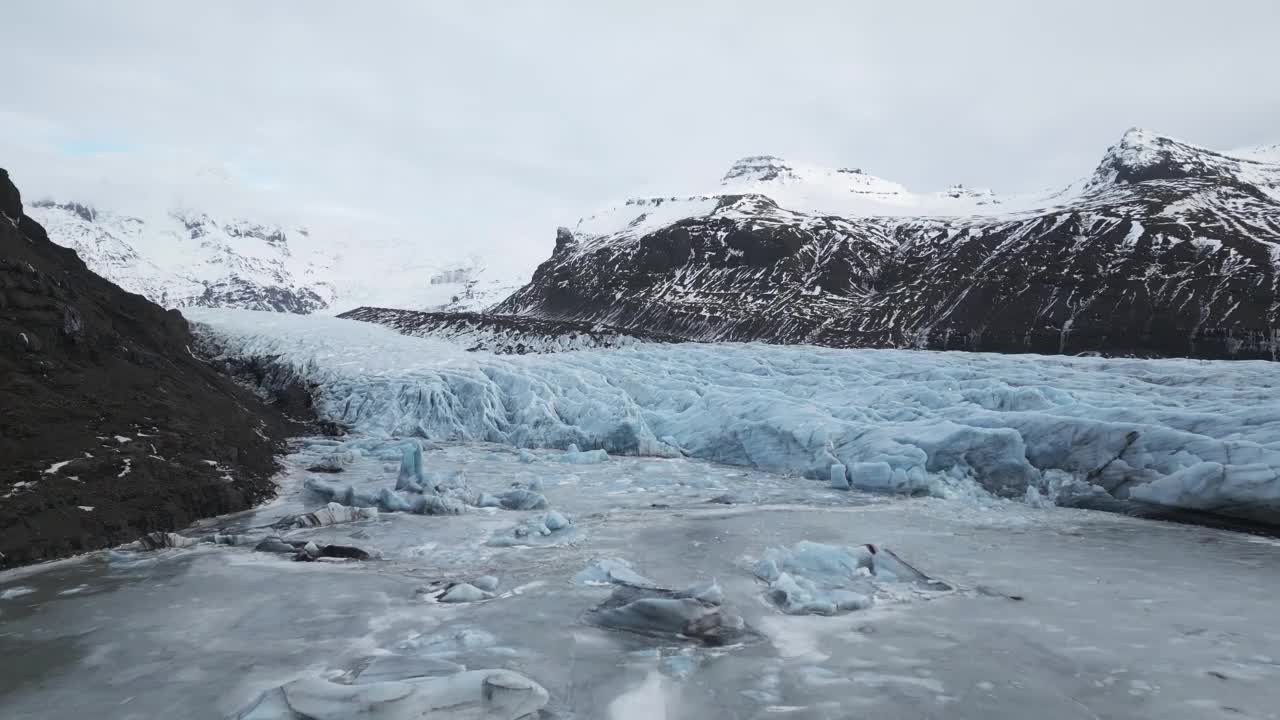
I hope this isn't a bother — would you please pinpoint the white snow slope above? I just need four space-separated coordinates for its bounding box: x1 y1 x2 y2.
570 130 1280 245
190 309 1280 521
27 201 523 314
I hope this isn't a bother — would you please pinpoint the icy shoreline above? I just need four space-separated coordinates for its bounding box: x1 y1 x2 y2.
189 309 1280 524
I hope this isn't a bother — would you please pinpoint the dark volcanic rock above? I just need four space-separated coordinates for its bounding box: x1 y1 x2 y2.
0 168 305 568
337 307 683 354
495 130 1280 360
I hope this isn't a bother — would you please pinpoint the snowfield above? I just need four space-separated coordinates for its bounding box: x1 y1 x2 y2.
189 309 1280 522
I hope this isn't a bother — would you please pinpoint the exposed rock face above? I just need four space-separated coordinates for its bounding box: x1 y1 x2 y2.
0 168 307 568
495 129 1280 360
337 307 683 354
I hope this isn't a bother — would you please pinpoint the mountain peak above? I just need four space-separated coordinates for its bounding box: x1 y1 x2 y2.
1087 128 1233 189
721 155 792 184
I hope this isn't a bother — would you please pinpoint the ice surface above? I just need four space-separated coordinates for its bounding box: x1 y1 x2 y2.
191 308 1280 522
7 438 1280 719
234 669 548 720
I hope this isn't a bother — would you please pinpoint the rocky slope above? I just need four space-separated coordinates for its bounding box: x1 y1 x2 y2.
496 129 1280 360
337 307 683 354
0 169 313 568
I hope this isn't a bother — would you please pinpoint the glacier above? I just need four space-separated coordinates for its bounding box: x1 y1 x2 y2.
190 308 1280 523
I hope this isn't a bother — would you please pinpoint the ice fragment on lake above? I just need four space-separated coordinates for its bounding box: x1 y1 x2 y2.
487 511 578 547
410 493 465 516
543 510 571 531
585 583 750 645
574 558 657 588
395 443 426 491
1 586 35 600
233 669 548 720
376 488 415 513
133 531 199 551
517 449 538 463
439 583 492 603
498 489 548 510
279 502 378 529
753 541 949 614
561 448 609 464
684 579 724 605
472 575 500 592
474 492 502 508
768 571 872 615
308 450 355 472
829 463 849 490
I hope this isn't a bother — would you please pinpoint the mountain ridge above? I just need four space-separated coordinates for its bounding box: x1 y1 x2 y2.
488 129 1280 360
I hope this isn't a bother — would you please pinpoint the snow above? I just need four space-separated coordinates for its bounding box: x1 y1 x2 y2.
28 199 527 315
190 308 1280 521
42 459 75 474
0 586 35 600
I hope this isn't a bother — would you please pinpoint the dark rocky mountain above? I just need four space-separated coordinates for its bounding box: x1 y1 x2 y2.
0 169 316 568
491 129 1280 360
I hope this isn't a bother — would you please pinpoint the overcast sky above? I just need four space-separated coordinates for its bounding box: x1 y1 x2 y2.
4 0 1278 273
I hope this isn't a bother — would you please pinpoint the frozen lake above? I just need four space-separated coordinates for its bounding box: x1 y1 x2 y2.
3 439 1279 719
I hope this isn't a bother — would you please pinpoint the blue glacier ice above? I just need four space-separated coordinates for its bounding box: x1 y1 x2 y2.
190 309 1280 521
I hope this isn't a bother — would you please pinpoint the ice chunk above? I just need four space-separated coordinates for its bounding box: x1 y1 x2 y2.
767 571 872 615
487 511 578 547
472 575 500 592
1 586 36 600
585 583 749 645
376 488 415 513
517 449 538 463
498 489 548 511
131 532 199 551
574 558 657 588
234 670 548 720
395 443 425 491
683 580 724 605
278 502 378 529
561 448 610 464
410 494 466 516
753 541 948 614
308 451 355 473
543 510 571 531
849 461 894 491
474 492 503 508
829 463 849 490
254 537 297 554
439 583 492 603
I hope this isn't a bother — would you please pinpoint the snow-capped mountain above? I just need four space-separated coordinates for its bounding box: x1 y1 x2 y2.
493 128 1280 360
28 199 524 315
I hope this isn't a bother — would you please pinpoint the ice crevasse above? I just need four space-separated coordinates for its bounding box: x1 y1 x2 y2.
189 309 1280 522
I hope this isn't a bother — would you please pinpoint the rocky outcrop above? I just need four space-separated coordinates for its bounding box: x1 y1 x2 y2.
0 168 309 568
496 129 1280 360
337 307 683 354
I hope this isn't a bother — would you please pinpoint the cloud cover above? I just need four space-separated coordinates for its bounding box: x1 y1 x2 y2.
3 0 1278 272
